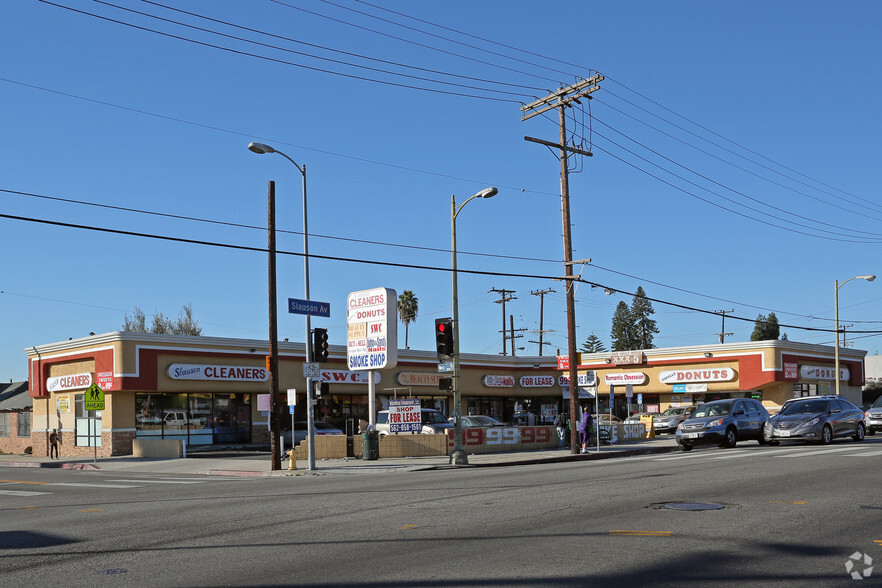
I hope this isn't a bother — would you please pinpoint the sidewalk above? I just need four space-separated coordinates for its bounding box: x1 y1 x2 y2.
0 436 680 477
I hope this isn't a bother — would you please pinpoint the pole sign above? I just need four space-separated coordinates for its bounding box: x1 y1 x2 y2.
288 298 331 318
389 398 421 433
346 287 397 370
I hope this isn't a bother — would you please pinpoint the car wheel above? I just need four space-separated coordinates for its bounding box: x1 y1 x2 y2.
758 423 770 445
868 429 876 436
722 427 737 448
768 440 780 446
854 422 865 442
821 425 833 445
679 442 692 452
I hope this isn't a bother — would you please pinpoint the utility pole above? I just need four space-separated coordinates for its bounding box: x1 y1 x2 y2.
530 288 555 356
490 288 517 355
842 324 854 348
507 315 529 356
522 74 603 454
715 309 734 343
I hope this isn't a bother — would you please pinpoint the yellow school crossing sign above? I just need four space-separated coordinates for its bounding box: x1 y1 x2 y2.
84 383 105 411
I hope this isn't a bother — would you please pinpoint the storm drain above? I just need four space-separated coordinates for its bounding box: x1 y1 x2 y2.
663 502 726 511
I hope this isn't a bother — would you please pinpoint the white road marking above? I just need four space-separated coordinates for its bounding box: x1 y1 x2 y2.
0 489 52 496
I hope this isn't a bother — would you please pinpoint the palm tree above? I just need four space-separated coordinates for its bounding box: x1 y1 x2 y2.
397 290 419 349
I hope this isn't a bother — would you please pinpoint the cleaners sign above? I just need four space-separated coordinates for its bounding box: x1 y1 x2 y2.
347 287 398 371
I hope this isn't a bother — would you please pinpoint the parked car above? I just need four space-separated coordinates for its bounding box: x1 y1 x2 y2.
653 406 697 434
864 396 882 436
592 414 622 424
375 408 453 436
766 396 865 445
450 415 508 428
623 412 653 424
281 420 344 446
675 398 769 451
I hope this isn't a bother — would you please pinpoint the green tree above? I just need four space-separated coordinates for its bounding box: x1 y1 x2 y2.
581 333 607 353
630 286 659 349
750 312 780 341
397 290 419 349
610 301 637 351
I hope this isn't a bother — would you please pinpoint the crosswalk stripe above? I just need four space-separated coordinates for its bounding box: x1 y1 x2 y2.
841 449 882 457
0 489 52 496
105 479 205 484
773 446 869 458
47 482 139 488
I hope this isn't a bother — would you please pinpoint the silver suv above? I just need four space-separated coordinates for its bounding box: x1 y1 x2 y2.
653 406 696 434
375 408 453 436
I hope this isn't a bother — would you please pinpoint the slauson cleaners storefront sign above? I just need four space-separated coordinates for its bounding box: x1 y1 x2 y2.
168 364 269 382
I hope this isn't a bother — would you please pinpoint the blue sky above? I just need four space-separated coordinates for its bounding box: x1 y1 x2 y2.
2 0 881 381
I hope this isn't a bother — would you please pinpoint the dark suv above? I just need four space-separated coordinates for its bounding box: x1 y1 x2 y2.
675 398 769 451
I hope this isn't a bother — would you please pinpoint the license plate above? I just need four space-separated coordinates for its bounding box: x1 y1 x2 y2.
684 432 699 439
775 429 790 437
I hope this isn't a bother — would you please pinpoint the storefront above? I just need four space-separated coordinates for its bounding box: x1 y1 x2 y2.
574 341 867 419
25 332 561 457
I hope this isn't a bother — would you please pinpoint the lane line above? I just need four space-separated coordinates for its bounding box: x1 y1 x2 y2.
47 482 139 488
0 490 52 496
105 479 205 484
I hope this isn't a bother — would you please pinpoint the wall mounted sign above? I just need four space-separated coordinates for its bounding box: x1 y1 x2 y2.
800 365 848 381
558 373 596 387
519 375 556 388
397 372 442 386
167 364 269 382
610 350 644 365
603 372 647 386
317 370 379 384
659 367 735 384
46 372 93 393
483 375 515 388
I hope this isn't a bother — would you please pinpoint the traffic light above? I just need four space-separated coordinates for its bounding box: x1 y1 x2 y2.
314 381 329 397
435 317 454 360
439 377 452 392
313 328 329 362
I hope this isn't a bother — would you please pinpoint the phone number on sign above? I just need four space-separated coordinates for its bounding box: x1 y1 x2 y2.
451 426 552 446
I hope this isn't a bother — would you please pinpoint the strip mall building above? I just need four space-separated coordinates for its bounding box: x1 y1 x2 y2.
25 332 866 457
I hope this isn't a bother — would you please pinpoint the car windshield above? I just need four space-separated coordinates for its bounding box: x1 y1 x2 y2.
473 416 499 425
691 402 733 418
779 400 829 415
873 397 882 409
314 422 337 431
661 408 685 416
422 411 448 425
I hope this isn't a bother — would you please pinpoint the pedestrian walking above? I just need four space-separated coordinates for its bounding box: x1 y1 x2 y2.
578 411 594 454
49 429 59 459
554 410 569 448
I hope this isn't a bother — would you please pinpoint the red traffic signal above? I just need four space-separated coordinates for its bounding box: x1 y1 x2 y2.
435 317 454 360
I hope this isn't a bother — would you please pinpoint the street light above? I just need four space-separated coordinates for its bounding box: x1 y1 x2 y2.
451 186 498 466
834 274 875 396
249 142 317 471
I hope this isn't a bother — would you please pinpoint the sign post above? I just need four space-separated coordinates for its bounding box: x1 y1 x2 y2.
84 383 105 462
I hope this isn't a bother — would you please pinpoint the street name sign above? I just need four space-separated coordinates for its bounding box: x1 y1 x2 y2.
288 298 331 317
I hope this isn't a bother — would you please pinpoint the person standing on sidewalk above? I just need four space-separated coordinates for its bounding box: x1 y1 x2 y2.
578 411 593 454
554 410 569 448
49 429 59 459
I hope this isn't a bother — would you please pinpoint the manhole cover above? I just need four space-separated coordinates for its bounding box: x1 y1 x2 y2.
664 502 725 511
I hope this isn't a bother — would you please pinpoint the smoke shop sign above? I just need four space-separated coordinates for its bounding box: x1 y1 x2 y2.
483 375 515 388
659 367 734 384
168 364 269 382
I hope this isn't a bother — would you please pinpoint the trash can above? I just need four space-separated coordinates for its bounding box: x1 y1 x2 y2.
361 431 379 461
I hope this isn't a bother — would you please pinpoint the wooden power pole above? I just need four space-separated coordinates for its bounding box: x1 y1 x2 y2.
522 74 603 454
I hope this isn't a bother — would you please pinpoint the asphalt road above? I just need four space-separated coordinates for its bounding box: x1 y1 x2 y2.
3 437 881 587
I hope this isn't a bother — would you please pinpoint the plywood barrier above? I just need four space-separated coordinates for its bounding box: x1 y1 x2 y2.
293 435 348 460
448 426 559 454
132 438 183 458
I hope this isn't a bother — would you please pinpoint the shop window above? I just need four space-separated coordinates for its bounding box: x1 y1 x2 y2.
0 413 9 437
17 412 31 437
136 393 164 437
75 395 102 447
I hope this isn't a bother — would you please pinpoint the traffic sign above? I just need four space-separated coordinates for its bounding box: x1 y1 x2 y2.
288 298 331 317
84 383 105 411
303 362 320 378
437 362 453 373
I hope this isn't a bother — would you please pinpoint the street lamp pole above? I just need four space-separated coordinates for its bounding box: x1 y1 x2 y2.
834 274 875 396
249 142 316 470
451 187 498 466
